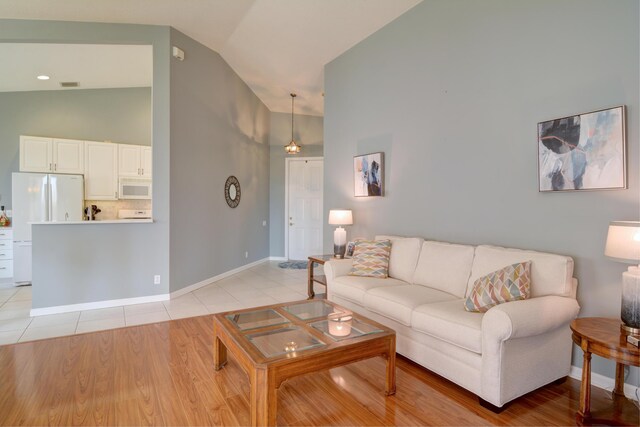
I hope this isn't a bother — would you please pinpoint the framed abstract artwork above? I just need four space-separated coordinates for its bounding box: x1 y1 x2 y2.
538 106 626 192
354 152 384 197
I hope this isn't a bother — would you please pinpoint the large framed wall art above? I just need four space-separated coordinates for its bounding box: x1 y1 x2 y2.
538 106 626 192
354 152 384 197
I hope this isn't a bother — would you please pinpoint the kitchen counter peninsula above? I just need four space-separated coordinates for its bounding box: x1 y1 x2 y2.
30 219 153 225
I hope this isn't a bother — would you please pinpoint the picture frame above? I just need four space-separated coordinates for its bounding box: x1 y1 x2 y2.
346 241 356 257
354 152 384 197
537 106 626 192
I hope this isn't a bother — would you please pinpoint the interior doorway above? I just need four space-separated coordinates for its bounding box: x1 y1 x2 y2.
285 158 324 260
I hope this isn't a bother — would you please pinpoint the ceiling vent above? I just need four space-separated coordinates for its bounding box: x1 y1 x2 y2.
59 82 79 88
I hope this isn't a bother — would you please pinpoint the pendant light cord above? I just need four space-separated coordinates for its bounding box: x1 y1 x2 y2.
290 93 296 141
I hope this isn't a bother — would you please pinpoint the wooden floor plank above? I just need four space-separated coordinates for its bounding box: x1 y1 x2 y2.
0 314 637 426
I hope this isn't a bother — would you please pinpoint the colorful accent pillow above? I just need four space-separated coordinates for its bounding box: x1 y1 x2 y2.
349 239 392 278
464 261 531 312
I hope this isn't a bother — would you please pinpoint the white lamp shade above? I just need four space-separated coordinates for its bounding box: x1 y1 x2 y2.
328 209 353 225
605 221 640 263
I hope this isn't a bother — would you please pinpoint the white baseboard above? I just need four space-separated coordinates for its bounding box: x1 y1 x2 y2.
30 293 170 317
170 257 270 298
569 366 639 401
269 256 287 261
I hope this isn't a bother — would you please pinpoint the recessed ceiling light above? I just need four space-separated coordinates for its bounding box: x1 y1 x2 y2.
37 75 50 80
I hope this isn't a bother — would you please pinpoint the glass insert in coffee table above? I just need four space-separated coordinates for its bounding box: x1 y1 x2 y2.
311 317 384 341
246 325 325 358
283 300 344 320
226 308 288 331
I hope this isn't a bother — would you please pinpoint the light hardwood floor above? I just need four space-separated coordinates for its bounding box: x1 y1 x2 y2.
1 312 636 426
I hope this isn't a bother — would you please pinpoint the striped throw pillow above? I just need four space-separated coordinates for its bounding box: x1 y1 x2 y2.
349 240 392 278
464 261 531 312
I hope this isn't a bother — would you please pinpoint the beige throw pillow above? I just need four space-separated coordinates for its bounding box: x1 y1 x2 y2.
349 240 392 278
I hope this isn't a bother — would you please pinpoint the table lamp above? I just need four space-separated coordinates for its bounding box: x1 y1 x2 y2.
328 209 353 258
605 221 640 336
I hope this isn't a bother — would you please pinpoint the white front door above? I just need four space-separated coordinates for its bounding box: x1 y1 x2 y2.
287 158 323 260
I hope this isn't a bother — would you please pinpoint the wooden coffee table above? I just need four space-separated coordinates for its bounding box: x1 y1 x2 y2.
213 299 396 426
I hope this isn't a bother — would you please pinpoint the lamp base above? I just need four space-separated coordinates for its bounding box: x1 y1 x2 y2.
621 269 640 333
333 244 346 259
620 324 640 336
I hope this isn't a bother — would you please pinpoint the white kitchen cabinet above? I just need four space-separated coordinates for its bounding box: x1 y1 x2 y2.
141 146 152 178
20 136 52 173
0 229 12 279
118 144 152 178
85 141 118 200
52 138 84 174
20 136 84 174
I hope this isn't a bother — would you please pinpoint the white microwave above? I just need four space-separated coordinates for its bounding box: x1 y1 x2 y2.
119 178 152 200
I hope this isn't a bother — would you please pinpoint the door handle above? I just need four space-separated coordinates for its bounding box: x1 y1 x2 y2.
65 212 69 221
49 163 52 171
141 168 144 175
54 163 57 171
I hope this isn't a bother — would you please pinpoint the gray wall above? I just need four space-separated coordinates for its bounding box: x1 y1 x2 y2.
324 0 639 383
169 28 271 292
0 19 172 308
0 87 151 207
269 112 324 257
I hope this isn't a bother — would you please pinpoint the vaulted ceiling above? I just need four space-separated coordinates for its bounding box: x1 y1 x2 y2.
0 0 422 116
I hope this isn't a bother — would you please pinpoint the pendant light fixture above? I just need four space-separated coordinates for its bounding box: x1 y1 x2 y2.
284 93 302 154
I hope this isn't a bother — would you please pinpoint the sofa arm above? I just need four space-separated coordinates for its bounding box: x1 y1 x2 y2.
324 259 353 282
483 296 580 342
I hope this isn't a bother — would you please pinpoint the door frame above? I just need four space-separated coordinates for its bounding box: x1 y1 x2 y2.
284 157 324 260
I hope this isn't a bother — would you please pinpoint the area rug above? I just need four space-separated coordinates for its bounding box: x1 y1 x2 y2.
278 261 310 269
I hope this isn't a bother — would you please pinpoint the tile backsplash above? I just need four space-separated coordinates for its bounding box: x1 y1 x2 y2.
84 200 151 220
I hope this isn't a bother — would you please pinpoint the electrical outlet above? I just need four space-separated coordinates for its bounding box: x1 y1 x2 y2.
262 220 267 226
154 275 161 285
245 251 249 259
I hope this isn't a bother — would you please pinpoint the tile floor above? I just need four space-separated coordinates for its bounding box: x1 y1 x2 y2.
0 261 313 345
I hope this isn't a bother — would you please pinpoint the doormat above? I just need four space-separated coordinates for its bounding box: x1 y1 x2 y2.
278 261 310 269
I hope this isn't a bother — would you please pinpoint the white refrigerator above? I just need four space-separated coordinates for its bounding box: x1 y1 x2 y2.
11 173 84 285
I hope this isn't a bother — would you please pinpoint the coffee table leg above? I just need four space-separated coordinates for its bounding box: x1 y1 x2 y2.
578 340 591 419
385 336 396 396
251 368 277 426
213 324 227 371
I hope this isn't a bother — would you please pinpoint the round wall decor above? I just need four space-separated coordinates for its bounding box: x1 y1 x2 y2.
224 176 241 208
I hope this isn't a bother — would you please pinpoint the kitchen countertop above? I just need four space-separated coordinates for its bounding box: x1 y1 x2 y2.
31 219 153 225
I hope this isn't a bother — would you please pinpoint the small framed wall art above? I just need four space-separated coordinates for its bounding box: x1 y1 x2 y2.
354 152 384 197
538 106 626 192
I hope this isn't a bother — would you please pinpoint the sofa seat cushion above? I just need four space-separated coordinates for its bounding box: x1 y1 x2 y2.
363 285 457 326
412 300 484 354
331 275 406 305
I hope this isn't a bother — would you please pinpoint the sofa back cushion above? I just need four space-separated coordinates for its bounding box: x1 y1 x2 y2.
412 241 475 298
375 235 423 283
466 245 574 298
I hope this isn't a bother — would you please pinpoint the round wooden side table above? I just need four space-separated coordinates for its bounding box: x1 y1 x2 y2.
570 317 639 426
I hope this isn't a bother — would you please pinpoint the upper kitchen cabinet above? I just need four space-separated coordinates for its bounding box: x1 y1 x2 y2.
20 136 84 174
119 144 152 178
85 141 118 200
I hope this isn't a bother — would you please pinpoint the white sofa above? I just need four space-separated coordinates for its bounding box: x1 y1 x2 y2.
325 235 580 409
